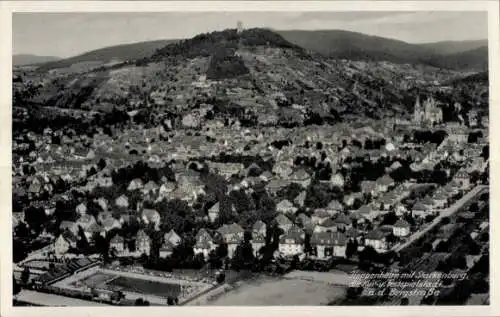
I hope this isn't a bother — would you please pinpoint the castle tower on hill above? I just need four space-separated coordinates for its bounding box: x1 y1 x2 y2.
237 21 243 33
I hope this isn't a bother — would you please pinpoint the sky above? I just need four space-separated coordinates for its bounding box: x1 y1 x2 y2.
13 11 488 58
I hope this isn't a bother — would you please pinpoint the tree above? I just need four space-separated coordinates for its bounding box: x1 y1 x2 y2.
231 233 255 270
13 277 22 296
216 272 226 284
401 297 409 305
21 267 30 285
346 239 358 259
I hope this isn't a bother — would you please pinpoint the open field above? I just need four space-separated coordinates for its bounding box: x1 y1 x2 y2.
15 290 108 307
205 276 346 306
283 269 352 286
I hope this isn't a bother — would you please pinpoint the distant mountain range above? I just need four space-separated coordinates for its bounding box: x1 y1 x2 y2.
13 54 60 66
275 30 488 72
25 29 487 73
34 39 179 72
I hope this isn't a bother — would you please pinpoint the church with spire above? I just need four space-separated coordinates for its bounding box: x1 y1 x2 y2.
413 95 443 126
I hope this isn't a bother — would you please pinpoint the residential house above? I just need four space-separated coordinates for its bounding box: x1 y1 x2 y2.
330 173 345 188
75 203 87 215
333 214 353 231
217 223 245 258
279 226 305 257
276 199 297 215
289 169 312 188
159 241 175 258
59 221 80 236
100 214 122 232
127 178 144 191
252 220 267 238
454 169 471 189
208 202 220 223
164 229 181 247
274 213 293 232
141 208 161 230
95 197 108 212
314 218 337 233
294 191 307 208
344 192 363 207
158 182 176 199
115 195 129 209
325 200 343 216
376 175 395 193
193 228 216 259
364 230 387 252
296 213 313 231
272 162 293 178
142 180 158 196
135 230 151 255
54 232 77 258
311 209 331 225
393 219 411 237
360 180 378 197
311 231 348 259
110 235 125 254
412 201 430 218
76 214 101 240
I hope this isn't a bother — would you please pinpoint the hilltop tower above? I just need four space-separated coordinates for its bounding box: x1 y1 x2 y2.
237 20 243 33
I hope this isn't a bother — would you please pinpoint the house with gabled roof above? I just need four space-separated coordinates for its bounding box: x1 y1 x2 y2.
159 240 175 258
141 208 161 230
115 194 129 209
393 219 411 237
360 180 378 197
164 229 181 247
296 213 313 231
59 221 80 236
75 202 87 215
311 231 348 259
142 180 158 196
326 200 343 215
313 218 337 233
54 231 77 258
274 213 293 232
289 168 311 187
365 229 387 252
279 226 305 257
127 178 144 191
376 175 395 192
252 220 267 238
208 202 220 223
277 199 297 215
294 191 307 208
344 192 363 207
217 223 245 258
110 235 125 254
135 230 151 255
412 201 430 218
193 228 216 259
333 213 352 231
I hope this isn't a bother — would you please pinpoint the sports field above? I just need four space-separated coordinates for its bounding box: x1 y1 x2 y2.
206 276 347 306
105 276 182 297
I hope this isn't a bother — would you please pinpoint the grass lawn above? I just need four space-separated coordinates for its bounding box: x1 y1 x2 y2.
206 276 346 305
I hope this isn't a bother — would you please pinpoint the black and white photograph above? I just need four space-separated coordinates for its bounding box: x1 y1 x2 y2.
3 1 499 313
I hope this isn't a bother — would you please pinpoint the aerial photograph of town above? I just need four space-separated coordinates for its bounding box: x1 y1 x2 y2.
11 10 490 307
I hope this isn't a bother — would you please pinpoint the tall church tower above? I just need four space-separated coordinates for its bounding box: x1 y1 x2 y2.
237 20 243 33
413 95 422 123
